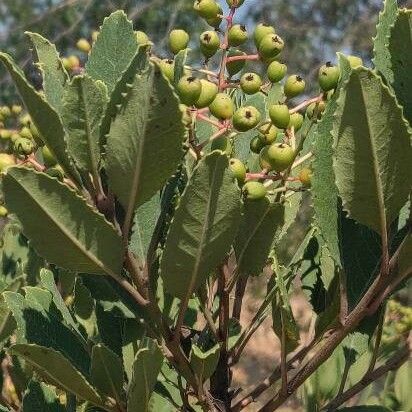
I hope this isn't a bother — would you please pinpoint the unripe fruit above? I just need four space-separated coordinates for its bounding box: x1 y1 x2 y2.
169 29 190 54
42 145 57 168
243 181 267 200
229 158 246 184
284 75 306 98
11 105 22 116
299 167 312 187
76 38 91 53
193 0 220 19
288 112 304 131
0 205 8 217
209 93 234 120
253 23 276 48
226 49 246 76
306 101 326 120
228 24 248 47
250 136 265 154
67 55 80 71
267 61 287 83
259 146 273 171
211 136 232 155
19 114 31 126
269 104 290 129
10 132 20 143
0 153 15 173
267 143 295 172
19 127 33 140
0 129 12 139
200 31 220 58
0 106 11 117
195 80 218 109
233 106 261 132
206 4 223 27
14 137 34 156
177 76 202 106
226 0 245 8
135 31 150 44
318 62 340 92
258 34 284 59
240 72 262 95
158 59 175 82
347 55 363 68
258 123 278 144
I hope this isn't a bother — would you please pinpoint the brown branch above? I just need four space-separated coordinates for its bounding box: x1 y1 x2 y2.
232 276 248 321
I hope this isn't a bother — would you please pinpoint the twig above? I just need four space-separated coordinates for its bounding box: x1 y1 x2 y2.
232 276 248 321
289 94 323 114
225 54 260 63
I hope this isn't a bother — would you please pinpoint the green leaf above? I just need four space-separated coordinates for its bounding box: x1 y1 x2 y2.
11 344 105 409
105 63 184 211
388 10 412 124
189 344 220 382
394 360 412 412
26 32 68 114
173 49 189 86
333 67 412 234
62 75 108 176
160 151 241 299
86 11 139 96
3 167 122 276
338 407 391 412
312 54 352 266
0 52 81 185
91 344 124 404
398 233 412 279
372 0 398 85
234 199 284 276
129 193 161 266
22 379 66 412
128 340 163 411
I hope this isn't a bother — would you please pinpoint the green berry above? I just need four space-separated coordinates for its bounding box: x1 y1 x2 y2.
258 33 284 59
318 62 340 92
284 75 306 98
195 80 218 109
0 153 15 173
206 4 223 27
0 106 11 117
19 114 31 126
347 55 363 68
19 126 33 140
76 38 91 53
11 105 22 116
228 24 248 47
226 49 246 76
253 23 276 48
240 72 262 95
158 59 175 82
42 145 57 168
211 136 232 155
226 0 245 8
169 29 190 54
233 106 261 132
209 93 234 120
14 137 34 156
250 136 265 154
306 101 326 120
258 123 278 144
0 205 8 217
269 104 290 129
193 0 220 19
200 30 220 58
267 143 295 172
177 76 202 106
259 146 273 171
288 112 304 131
229 158 246 184
135 31 150 44
243 181 267 200
0 129 12 140
299 167 312 187
267 61 287 83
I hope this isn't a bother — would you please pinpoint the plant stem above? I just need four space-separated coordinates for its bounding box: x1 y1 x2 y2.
232 276 248 321
367 307 385 374
289 94 323 114
225 54 259 63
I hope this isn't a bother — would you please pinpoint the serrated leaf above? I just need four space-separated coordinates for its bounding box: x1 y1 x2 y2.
388 10 412 124
26 32 68 114
91 344 124 404
86 11 139 96
333 67 412 235
3 167 122 276
160 151 241 299
0 52 81 185
129 193 161 266
106 63 184 212
10 344 106 409
234 199 284 276
173 49 189 86
372 0 398 85
128 340 163 411
394 360 412 412
22 379 66 412
312 54 352 266
62 75 108 176
189 344 220 382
